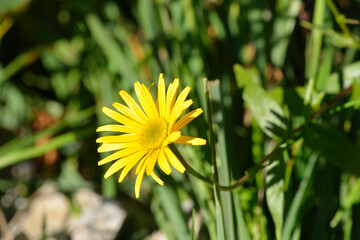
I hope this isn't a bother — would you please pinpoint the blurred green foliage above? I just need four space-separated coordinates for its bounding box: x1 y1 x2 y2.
1 0 360 239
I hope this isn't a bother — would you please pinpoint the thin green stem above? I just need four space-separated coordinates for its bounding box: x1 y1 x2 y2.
170 144 213 187
204 79 219 184
326 0 351 36
173 85 353 191
219 146 281 191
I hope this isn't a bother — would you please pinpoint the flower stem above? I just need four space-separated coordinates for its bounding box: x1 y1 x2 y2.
170 144 213 187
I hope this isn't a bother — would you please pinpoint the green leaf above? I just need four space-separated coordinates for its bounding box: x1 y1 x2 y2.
303 124 360 175
343 61 360 88
57 158 93 192
330 175 360 233
349 79 360 109
343 178 360 209
325 61 360 94
265 159 285 240
208 11 226 40
234 64 285 138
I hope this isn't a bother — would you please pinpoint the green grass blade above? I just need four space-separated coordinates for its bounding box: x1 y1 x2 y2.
0 107 94 156
138 0 158 40
191 209 196 240
0 128 92 169
178 145 217 240
247 0 267 82
316 43 335 91
0 46 47 85
0 0 29 14
92 69 118 199
204 78 225 240
208 80 235 240
271 0 301 67
233 193 251 240
155 186 190 240
305 0 326 80
282 154 317 240
86 14 134 88
151 194 177 240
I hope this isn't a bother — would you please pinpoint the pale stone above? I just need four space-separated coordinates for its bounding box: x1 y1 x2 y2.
21 183 70 240
145 230 167 240
68 189 126 240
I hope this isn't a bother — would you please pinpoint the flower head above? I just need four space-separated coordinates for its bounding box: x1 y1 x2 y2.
96 74 206 198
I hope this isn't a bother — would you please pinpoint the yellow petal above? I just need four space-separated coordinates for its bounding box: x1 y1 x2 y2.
165 78 179 121
98 146 142 165
172 108 203 131
118 152 147 182
96 124 139 134
104 150 146 179
169 86 191 129
157 74 166 118
134 82 158 119
98 142 139 153
146 149 160 176
164 146 185 173
174 136 207 145
163 131 181 146
136 153 150 174
96 134 138 143
148 82 155 92
158 148 171 175
181 99 193 113
113 102 146 124
119 90 148 121
135 163 146 198
151 172 164 186
141 83 159 117
102 107 142 128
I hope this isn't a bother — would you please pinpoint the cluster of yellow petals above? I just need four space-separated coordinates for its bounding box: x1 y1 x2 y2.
96 74 206 198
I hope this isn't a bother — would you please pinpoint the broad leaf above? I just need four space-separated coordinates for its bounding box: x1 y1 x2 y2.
265 159 285 240
234 64 285 138
303 124 360 175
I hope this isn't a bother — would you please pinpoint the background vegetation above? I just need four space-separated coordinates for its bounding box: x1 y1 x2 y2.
0 0 360 239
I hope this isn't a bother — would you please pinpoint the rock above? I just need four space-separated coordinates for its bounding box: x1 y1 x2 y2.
145 230 167 240
72 188 102 209
21 183 70 240
6 184 126 240
68 189 126 240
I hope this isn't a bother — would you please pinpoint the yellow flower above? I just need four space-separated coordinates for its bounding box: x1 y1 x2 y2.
96 73 206 198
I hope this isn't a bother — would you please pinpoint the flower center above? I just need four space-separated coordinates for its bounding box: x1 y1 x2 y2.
139 118 168 149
